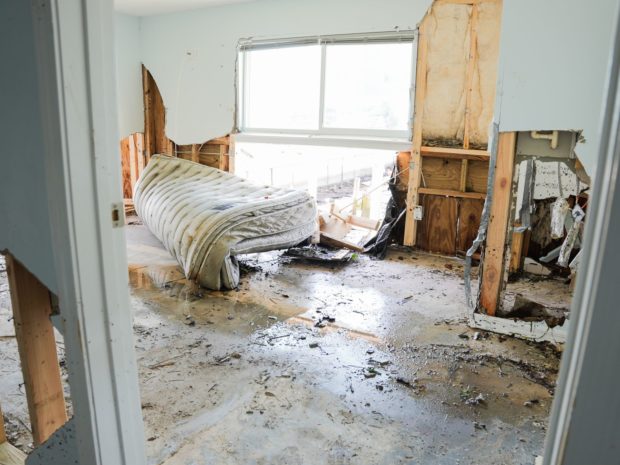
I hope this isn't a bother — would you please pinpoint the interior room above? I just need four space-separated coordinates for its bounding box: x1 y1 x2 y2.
1 0 619 464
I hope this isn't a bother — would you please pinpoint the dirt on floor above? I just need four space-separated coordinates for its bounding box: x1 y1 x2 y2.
0 223 567 464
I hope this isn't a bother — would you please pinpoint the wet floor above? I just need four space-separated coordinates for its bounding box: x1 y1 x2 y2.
0 225 566 464
124 223 563 465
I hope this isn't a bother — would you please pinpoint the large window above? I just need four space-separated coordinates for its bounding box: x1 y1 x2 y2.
238 33 415 141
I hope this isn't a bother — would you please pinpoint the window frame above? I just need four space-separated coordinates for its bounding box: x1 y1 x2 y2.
237 31 417 143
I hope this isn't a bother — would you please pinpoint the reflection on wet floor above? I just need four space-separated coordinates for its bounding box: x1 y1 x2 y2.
125 223 563 465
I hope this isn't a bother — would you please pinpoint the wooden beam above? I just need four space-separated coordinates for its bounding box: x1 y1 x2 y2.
509 225 524 273
418 187 486 200
190 144 199 163
479 132 517 315
218 144 228 171
463 3 479 149
421 146 490 161
141 65 154 160
460 159 469 191
5 254 67 445
404 20 429 246
0 403 6 444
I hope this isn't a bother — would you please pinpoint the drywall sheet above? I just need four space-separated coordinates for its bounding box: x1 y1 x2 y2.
494 0 618 177
421 0 501 146
115 13 144 138
138 0 434 144
0 1 57 292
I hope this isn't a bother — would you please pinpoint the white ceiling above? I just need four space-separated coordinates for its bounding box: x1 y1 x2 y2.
115 0 257 16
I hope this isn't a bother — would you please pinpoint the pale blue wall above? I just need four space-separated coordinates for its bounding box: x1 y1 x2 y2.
495 0 619 177
138 0 433 144
115 13 144 137
0 1 57 292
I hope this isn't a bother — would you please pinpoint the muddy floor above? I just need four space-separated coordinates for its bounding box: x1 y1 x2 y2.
0 222 569 464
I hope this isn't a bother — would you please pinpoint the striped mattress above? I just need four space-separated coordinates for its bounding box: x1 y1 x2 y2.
133 155 317 290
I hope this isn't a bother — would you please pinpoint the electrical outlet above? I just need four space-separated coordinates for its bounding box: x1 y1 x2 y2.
414 205 423 221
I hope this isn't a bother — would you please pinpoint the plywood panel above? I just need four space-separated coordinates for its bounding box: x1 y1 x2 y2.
466 159 489 193
421 158 462 190
457 198 484 252
416 194 458 254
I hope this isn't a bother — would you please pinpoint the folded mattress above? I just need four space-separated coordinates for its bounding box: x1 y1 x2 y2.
133 155 317 290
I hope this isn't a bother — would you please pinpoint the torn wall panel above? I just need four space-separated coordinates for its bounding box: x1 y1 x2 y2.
421 0 501 147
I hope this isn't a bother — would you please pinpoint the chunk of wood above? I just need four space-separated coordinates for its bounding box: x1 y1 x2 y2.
479 132 516 316
5 255 67 445
404 20 429 246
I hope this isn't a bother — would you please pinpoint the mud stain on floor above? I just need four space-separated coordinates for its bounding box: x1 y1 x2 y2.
0 224 566 464
124 224 563 465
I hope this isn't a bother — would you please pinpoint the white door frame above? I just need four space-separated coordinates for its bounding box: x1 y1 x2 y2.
32 0 146 463
543 3 620 464
26 0 620 463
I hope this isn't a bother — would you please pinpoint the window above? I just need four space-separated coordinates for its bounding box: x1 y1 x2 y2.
238 33 415 141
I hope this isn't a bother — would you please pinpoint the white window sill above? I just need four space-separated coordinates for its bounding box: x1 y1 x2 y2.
233 132 412 151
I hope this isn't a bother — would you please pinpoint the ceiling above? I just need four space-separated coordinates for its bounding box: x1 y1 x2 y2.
115 0 257 16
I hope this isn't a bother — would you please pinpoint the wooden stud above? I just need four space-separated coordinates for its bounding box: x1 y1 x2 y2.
418 187 486 200
479 132 517 316
404 20 429 246
135 132 146 173
142 65 154 159
5 254 67 445
0 403 6 444
463 3 479 149
128 134 138 191
509 226 524 273
421 146 490 161
460 159 469 192
120 137 133 199
218 144 228 171
191 144 200 163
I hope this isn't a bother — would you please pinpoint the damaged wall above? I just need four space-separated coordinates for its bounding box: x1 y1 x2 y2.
138 0 434 144
493 0 618 178
422 0 501 147
0 1 57 292
115 13 143 138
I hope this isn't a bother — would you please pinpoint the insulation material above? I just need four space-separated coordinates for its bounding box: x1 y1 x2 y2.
134 156 317 290
421 0 501 146
550 198 570 239
469 0 502 145
421 3 469 143
533 160 583 199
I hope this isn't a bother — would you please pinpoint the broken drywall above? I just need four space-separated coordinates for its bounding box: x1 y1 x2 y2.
493 0 618 177
115 13 144 138
0 1 58 292
137 0 434 145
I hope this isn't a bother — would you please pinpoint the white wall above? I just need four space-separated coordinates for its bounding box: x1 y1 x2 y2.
139 0 433 144
494 0 619 177
0 1 57 292
115 13 144 137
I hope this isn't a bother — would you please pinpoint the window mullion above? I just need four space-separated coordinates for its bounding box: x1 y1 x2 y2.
318 42 327 132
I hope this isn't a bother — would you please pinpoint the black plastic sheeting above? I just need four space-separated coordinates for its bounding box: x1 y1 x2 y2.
364 165 407 259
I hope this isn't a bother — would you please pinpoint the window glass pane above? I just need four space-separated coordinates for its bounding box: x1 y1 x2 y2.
323 42 413 131
244 45 321 130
